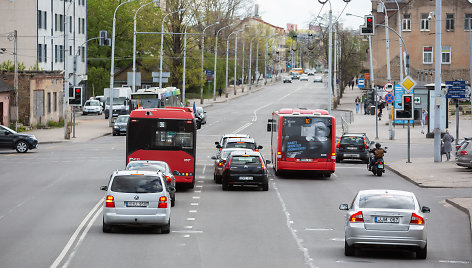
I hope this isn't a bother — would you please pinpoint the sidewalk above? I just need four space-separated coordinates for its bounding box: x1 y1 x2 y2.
337 85 472 237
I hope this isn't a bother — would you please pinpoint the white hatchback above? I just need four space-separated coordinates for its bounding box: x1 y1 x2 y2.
82 100 103 115
101 170 172 233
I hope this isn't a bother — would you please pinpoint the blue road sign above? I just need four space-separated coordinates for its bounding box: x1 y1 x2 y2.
385 93 394 104
358 78 365 89
446 80 466 98
394 84 413 124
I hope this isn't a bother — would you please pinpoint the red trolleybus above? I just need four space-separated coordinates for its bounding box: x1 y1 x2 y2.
267 108 336 177
127 107 197 188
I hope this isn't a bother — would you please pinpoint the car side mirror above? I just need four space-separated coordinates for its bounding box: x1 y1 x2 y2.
100 186 108 191
173 170 179 175
215 141 220 145
258 145 263 149
421 206 431 213
216 144 222 149
339 204 349 210
266 160 271 165
167 186 176 192
211 156 217 160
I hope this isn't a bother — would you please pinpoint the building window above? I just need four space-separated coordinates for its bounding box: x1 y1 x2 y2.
60 15 64 32
81 46 85 62
47 92 51 113
420 14 430 31
446 14 454 31
55 14 58 31
55 45 58 62
465 14 472 31
442 46 451 64
38 44 43 63
53 92 57 112
78 18 81 34
70 46 72 56
60 45 64 62
44 11 47 29
81 18 85 34
423 46 433 64
43 44 47 63
38 10 42 29
69 16 72 33
402 14 411 31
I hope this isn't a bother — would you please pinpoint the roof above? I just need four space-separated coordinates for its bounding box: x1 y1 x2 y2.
0 79 13 93
130 107 195 119
277 108 330 116
225 137 256 143
228 150 261 157
342 133 367 137
357 189 415 197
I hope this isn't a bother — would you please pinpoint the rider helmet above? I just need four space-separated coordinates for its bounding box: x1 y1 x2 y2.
375 143 381 149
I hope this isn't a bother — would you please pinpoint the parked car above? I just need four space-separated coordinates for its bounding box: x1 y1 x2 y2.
283 76 292 83
336 133 371 163
339 189 430 259
456 140 472 168
82 99 103 115
300 74 309 81
113 115 129 136
125 160 177 207
101 170 173 233
221 150 270 191
456 136 472 154
195 107 207 125
0 125 38 153
313 75 323 83
211 148 246 183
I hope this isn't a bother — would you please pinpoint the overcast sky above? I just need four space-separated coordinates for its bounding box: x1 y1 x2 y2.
254 0 373 30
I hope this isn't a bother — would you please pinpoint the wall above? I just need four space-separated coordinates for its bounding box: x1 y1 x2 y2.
0 93 10 125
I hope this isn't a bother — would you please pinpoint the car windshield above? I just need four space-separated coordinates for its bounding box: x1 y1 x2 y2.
126 162 167 172
111 175 163 193
340 136 364 145
0 125 17 134
85 101 100 106
358 194 416 210
116 116 129 123
225 142 256 149
230 156 261 166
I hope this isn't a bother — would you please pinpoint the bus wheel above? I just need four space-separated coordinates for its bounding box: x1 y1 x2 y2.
324 173 332 178
188 179 195 189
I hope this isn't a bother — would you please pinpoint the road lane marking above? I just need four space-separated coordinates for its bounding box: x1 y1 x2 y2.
438 260 471 264
172 230 203 234
190 203 199 206
192 196 200 199
186 218 196 221
189 210 198 213
305 228 334 231
51 198 103 268
233 122 252 133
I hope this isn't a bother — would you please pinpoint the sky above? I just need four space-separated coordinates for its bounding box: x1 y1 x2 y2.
254 0 373 30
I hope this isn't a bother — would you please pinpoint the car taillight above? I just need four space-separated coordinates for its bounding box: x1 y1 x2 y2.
459 150 468 155
218 161 224 167
410 213 424 225
349 211 364 222
158 196 167 208
364 138 368 149
336 141 340 148
165 176 172 183
105 195 115 208
260 157 266 170
225 157 232 170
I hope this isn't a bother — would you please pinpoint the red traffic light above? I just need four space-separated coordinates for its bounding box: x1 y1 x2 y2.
367 18 372 22
75 88 81 93
404 97 411 103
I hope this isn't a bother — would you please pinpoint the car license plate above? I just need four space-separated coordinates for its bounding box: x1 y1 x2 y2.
347 147 357 150
375 216 400 223
126 201 149 207
378 164 384 168
239 176 253 181
300 158 312 162
344 154 360 158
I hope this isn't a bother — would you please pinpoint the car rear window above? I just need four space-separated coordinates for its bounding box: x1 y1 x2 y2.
358 194 415 210
341 136 364 145
225 142 256 149
230 156 261 166
127 162 167 172
111 175 163 193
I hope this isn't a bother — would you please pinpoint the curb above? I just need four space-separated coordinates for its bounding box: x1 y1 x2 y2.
385 165 455 189
445 198 472 243
38 132 111 144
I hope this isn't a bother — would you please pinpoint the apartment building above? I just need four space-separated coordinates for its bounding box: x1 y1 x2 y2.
370 0 472 85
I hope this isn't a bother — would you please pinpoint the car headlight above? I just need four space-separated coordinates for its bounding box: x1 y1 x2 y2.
114 126 119 129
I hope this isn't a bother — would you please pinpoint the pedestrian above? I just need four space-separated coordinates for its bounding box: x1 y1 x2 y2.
218 88 222 97
351 80 354 90
442 129 454 161
377 99 384 120
421 109 428 134
355 96 360 114
363 96 369 115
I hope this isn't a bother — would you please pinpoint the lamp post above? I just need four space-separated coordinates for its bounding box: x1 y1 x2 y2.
226 29 240 97
213 24 233 100
433 0 442 162
200 22 219 104
248 35 262 90
159 8 185 90
133 1 158 94
233 30 243 95
182 15 196 105
109 0 138 127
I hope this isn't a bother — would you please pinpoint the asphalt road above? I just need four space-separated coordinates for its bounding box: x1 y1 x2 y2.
0 77 471 267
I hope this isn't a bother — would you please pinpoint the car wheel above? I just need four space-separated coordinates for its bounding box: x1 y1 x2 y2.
344 240 355 256
222 181 230 191
82 112 87 115
188 178 195 189
15 141 29 153
416 244 427 259
336 157 341 163
161 219 171 234
215 175 222 184
171 195 175 207
112 132 116 136
102 218 112 233
324 173 332 178
262 181 269 191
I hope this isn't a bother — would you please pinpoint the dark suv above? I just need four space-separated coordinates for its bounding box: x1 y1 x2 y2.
336 133 371 163
221 150 270 191
0 125 38 153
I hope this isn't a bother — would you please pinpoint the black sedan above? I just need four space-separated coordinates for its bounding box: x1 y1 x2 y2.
0 125 38 153
336 133 371 163
221 150 270 191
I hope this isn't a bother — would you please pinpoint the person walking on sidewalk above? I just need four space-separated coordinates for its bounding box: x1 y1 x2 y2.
421 109 428 134
218 88 222 97
355 97 360 113
442 129 454 161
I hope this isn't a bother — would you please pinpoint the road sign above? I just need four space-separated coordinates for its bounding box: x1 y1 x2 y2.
152 77 168 83
365 73 370 80
414 96 421 104
446 80 466 98
358 78 365 89
394 84 413 124
401 75 417 93
385 93 394 104
152 72 171 78
384 82 394 93
205 70 214 82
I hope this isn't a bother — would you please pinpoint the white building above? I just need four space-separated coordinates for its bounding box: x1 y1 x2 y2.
0 0 87 86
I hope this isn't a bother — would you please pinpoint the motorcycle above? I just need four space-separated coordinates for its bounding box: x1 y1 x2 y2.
368 147 387 176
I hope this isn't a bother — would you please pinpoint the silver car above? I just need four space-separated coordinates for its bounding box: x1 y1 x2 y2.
339 189 430 259
211 148 249 183
101 170 172 233
456 140 472 168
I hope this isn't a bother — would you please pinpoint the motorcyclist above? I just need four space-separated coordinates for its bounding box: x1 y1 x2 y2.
369 143 387 170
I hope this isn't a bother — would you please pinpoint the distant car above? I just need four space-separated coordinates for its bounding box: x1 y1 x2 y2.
283 76 292 83
82 100 103 115
221 137 262 151
215 134 251 154
300 74 309 81
94 95 106 107
221 150 270 191
336 133 371 163
456 137 472 154
211 148 246 183
456 140 472 168
290 72 300 80
340 189 430 259
313 75 323 83
195 107 207 125
125 160 177 207
113 115 129 136
307 70 315 76
101 170 173 233
0 125 38 153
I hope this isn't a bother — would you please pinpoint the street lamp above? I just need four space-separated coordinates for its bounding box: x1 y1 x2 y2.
109 0 138 127
248 35 262 90
226 29 242 97
182 15 196 105
133 0 158 94
159 8 186 90
200 21 219 104
213 24 234 100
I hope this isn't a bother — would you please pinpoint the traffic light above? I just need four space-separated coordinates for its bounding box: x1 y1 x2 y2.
395 94 414 120
70 86 83 106
286 60 291 69
360 15 375 36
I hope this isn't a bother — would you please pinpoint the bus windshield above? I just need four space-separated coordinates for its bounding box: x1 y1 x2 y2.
131 98 161 109
281 117 332 159
128 118 195 153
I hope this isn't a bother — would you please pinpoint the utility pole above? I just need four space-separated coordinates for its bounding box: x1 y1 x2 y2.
13 30 18 132
434 0 442 162
241 37 245 92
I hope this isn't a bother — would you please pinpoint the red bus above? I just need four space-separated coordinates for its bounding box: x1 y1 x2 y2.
267 108 336 177
127 107 197 188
